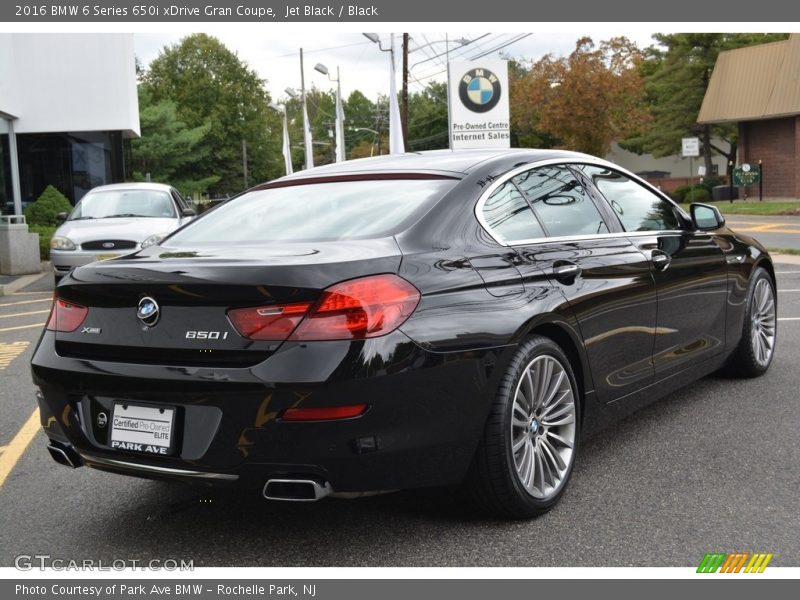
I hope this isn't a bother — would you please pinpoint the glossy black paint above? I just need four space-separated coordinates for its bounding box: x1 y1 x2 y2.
31 149 774 494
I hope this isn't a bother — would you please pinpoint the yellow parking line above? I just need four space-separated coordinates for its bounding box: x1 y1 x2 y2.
0 298 52 307
0 322 45 333
0 408 40 491
0 445 6 455
0 310 50 319
0 341 30 370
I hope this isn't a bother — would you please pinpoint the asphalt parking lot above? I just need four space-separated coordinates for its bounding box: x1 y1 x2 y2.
0 266 798 568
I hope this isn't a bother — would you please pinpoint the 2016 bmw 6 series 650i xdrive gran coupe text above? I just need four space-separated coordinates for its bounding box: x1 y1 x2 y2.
32 149 777 518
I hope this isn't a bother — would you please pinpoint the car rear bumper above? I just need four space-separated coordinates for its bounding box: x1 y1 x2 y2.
32 330 511 493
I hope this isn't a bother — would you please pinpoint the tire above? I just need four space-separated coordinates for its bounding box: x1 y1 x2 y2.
465 335 581 519
729 267 777 377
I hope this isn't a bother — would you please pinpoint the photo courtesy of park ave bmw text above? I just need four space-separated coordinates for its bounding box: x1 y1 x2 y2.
0 0 799 595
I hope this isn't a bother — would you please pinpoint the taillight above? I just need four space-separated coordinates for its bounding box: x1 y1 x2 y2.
227 301 312 341
227 274 420 342
290 274 420 341
46 297 88 333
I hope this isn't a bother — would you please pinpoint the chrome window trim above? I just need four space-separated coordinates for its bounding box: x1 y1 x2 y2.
474 156 688 247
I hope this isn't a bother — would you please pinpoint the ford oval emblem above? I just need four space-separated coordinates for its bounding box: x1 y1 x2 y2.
137 296 160 327
102 242 115 249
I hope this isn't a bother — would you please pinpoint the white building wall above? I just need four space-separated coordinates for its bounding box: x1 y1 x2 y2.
0 34 139 136
605 142 729 178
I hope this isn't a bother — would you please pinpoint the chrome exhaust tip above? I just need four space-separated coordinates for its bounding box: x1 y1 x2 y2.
263 478 333 502
47 442 82 468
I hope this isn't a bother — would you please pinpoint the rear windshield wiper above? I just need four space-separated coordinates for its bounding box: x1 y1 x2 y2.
69 216 94 220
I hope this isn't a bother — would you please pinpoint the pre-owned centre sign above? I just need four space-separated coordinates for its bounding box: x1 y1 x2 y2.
448 60 510 149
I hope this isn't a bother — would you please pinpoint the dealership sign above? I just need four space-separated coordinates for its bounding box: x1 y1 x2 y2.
448 60 510 149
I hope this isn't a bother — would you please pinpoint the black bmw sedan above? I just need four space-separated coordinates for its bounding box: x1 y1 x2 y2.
32 149 777 518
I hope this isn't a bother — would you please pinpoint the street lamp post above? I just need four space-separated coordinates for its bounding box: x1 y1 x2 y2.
288 49 314 170
314 62 346 163
269 102 293 176
362 33 404 155
350 127 380 157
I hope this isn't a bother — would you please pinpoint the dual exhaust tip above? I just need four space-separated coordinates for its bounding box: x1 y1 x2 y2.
48 443 332 502
47 442 83 469
263 478 333 502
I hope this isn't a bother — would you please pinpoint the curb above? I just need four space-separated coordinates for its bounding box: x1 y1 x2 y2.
0 263 51 296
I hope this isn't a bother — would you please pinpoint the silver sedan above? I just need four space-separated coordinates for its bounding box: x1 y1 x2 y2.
51 182 196 281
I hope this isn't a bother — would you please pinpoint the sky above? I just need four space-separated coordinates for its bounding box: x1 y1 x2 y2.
133 30 660 103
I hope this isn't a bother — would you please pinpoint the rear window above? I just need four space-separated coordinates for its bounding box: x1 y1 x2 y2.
165 178 458 244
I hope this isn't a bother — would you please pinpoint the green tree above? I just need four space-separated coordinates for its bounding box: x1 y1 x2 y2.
142 33 281 194
623 33 789 176
130 86 219 196
407 82 449 151
343 90 377 157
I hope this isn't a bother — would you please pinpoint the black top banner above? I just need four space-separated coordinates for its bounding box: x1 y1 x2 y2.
2 0 799 22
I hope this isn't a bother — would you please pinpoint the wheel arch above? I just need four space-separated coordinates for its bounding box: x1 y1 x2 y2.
526 320 592 425
754 256 776 290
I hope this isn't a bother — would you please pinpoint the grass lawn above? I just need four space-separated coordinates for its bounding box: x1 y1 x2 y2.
709 199 800 216
768 248 800 256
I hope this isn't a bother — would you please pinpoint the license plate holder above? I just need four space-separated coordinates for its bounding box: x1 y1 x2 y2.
110 403 175 456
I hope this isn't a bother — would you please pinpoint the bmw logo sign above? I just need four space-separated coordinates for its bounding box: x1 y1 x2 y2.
459 68 502 114
137 296 160 327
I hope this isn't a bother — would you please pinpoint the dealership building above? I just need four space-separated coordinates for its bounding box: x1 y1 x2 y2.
0 34 139 275
699 34 800 198
0 34 140 216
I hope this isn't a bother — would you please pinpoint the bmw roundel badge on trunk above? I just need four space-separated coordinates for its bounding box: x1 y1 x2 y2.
137 297 160 327
459 67 502 113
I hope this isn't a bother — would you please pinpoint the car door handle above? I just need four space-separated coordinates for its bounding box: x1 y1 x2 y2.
553 263 581 282
651 252 671 271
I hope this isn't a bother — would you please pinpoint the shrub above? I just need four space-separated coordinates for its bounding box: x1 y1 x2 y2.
684 187 710 203
28 224 55 260
702 175 725 189
671 185 691 203
24 185 72 227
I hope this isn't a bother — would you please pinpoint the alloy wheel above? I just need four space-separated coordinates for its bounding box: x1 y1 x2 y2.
509 354 577 500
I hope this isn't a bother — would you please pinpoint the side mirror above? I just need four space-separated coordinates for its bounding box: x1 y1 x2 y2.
181 207 197 217
690 203 725 231
56 212 68 224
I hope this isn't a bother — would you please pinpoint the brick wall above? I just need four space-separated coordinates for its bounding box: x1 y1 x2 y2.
738 117 799 198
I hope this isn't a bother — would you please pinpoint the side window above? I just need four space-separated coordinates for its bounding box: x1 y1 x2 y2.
580 166 681 232
513 166 609 238
480 181 545 243
171 190 187 210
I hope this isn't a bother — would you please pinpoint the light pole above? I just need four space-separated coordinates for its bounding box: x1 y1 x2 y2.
288 49 314 170
363 33 404 155
285 85 314 171
314 63 346 163
350 127 380 157
269 102 293 176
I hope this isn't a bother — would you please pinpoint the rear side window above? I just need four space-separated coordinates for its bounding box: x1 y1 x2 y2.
580 166 681 232
166 178 457 244
513 166 609 238
480 181 545 243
